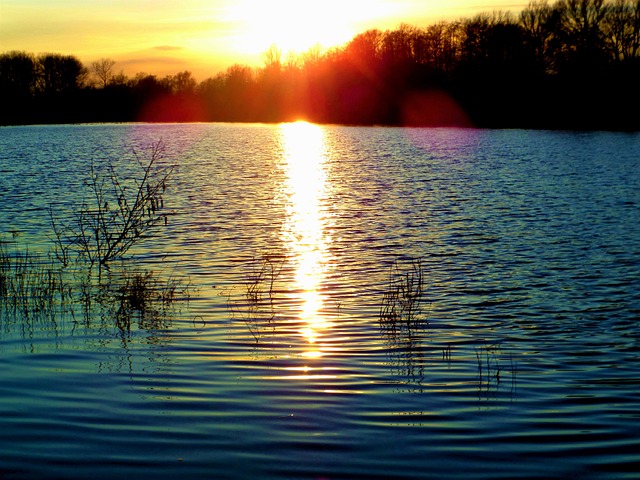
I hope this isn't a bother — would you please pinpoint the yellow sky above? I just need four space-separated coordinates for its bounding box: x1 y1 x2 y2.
0 0 530 80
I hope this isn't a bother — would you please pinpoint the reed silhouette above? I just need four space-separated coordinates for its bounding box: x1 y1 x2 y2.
228 254 285 342
379 258 427 337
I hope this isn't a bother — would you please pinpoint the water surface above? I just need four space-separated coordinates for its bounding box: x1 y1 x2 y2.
1 123 639 479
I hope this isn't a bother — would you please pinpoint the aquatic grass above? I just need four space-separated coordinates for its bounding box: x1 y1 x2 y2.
474 340 518 400
229 253 285 342
442 344 453 362
0 240 71 325
376 257 520 401
1 237 190 335
0 239 9 299
379 257 427 338
377 257 430 391
102 268 192 335
244 253 284 306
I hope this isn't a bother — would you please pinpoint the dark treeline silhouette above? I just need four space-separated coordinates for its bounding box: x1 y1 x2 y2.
2 0 639 130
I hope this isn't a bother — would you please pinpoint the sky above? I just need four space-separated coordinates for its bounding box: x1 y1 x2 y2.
0 0 530 81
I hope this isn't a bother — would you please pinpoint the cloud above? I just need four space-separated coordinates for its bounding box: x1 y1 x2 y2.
153 45 183 51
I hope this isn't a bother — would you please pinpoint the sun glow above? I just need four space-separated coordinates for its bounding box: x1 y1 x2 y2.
280 122 331 356
224 0 401 56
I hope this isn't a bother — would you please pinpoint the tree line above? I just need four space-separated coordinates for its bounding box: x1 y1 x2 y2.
2 0 639 130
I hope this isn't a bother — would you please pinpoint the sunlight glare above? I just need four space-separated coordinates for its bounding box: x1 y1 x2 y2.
280 121 331 356
224 0 401 55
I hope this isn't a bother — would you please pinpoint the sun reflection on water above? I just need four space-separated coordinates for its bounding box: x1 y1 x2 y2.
279 121 331 359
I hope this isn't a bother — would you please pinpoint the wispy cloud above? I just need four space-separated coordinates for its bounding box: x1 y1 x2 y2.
153 45 183 51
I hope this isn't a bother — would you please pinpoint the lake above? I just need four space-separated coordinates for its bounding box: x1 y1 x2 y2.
1 123 639 479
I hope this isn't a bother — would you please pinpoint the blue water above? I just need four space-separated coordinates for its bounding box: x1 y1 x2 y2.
1 123 639 479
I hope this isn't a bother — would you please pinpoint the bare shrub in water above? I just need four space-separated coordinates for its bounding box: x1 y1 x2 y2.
1 142 192 336
50 141 174 272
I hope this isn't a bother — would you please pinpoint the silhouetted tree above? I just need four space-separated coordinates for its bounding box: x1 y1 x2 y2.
556 0 610 71
520 1 563 72
2 0 639 129
0 51 37 96
460 12 531 74
603 0 640 61
263 45 283 71
166 70 197 94
0 51 38 124
37 53 86 95
90 58 116 88
381 24 417 65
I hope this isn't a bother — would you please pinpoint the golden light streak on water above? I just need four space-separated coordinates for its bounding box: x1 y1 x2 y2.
279 121 331 359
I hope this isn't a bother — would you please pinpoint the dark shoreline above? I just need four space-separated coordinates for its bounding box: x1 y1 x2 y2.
3 0 640 131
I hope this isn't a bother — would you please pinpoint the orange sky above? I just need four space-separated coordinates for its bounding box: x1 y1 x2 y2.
0 0 530 80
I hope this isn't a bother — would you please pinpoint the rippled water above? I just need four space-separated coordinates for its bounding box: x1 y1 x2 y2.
1 123 639 479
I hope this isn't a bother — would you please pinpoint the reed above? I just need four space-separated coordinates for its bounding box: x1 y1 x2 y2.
474 340 518 399
442 344 452 362
0 239 10 301
245 254 283 306
103 268 192 334
1 238 190 334
229 253 285 342
379 257 427 337
0 239 69 322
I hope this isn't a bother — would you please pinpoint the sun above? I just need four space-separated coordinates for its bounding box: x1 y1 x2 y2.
224 0 400 57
